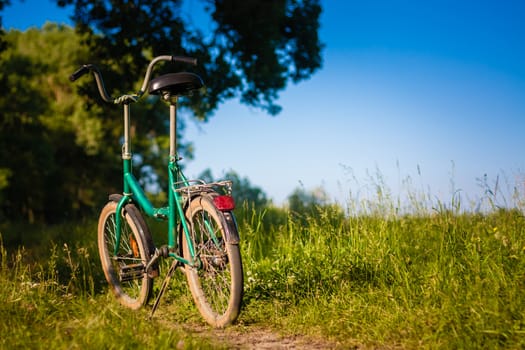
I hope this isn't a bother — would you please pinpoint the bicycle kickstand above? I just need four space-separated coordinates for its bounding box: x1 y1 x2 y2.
149 259 181 319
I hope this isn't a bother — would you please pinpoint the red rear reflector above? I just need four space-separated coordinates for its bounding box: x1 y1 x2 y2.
213 195 235 211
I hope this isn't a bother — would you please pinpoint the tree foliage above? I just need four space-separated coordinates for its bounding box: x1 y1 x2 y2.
55 0 323 117
288 186 329 215
0 0 8 51
0 24 117 222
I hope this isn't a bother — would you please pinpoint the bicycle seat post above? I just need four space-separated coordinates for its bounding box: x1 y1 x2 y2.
168 95 178 162
123 103 132 161
148 70 203 163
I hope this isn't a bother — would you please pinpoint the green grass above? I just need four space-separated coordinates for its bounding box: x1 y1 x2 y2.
0 225 223 349
1 194 525 349
238 203 525 348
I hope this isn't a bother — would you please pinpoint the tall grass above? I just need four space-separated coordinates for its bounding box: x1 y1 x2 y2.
0 227 221 349
1 175 524 349
238 186 525 348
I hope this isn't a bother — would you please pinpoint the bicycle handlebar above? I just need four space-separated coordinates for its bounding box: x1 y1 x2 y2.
171 56 197 66
69 64 91 82
69 55 198 104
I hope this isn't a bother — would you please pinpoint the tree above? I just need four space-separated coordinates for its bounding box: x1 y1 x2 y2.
288 186 329 215
53 0 323 200
0 25 120 222
0 0 8 52
287 186 345 227
198 169 269 208
55 0 323 117
0 1 323 223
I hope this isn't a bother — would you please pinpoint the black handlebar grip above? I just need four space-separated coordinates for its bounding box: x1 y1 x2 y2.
69 65 90 82
171 56 198 66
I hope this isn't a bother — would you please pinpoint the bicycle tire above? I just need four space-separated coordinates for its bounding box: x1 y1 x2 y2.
98 199 154 310
182 194 243 328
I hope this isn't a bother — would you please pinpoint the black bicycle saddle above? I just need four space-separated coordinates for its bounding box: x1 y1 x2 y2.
148 72 203 96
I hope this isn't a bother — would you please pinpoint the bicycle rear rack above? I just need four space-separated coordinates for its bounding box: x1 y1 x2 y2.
173 179 233 198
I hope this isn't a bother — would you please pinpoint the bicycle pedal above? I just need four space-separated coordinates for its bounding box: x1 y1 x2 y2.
119 263 145 282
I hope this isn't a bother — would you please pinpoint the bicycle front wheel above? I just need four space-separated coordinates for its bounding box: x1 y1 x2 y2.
98 200 154 310
182 194 243 328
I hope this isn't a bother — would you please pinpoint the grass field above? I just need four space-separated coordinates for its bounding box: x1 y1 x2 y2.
1 190 524 349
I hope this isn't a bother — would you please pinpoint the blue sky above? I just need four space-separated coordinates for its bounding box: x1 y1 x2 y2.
3 1 525 209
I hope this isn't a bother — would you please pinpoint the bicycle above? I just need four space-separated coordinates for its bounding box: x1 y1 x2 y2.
69 55 243 328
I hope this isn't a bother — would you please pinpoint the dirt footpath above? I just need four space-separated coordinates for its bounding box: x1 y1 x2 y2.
182 323 344 349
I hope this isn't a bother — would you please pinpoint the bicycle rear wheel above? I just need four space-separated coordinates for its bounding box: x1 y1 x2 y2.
182 194 243 328
98 200 154 309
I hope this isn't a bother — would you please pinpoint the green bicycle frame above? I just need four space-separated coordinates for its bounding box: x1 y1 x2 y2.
113 102 197 265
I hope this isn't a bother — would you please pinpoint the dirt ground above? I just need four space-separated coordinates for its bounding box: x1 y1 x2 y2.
180 323 345 349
